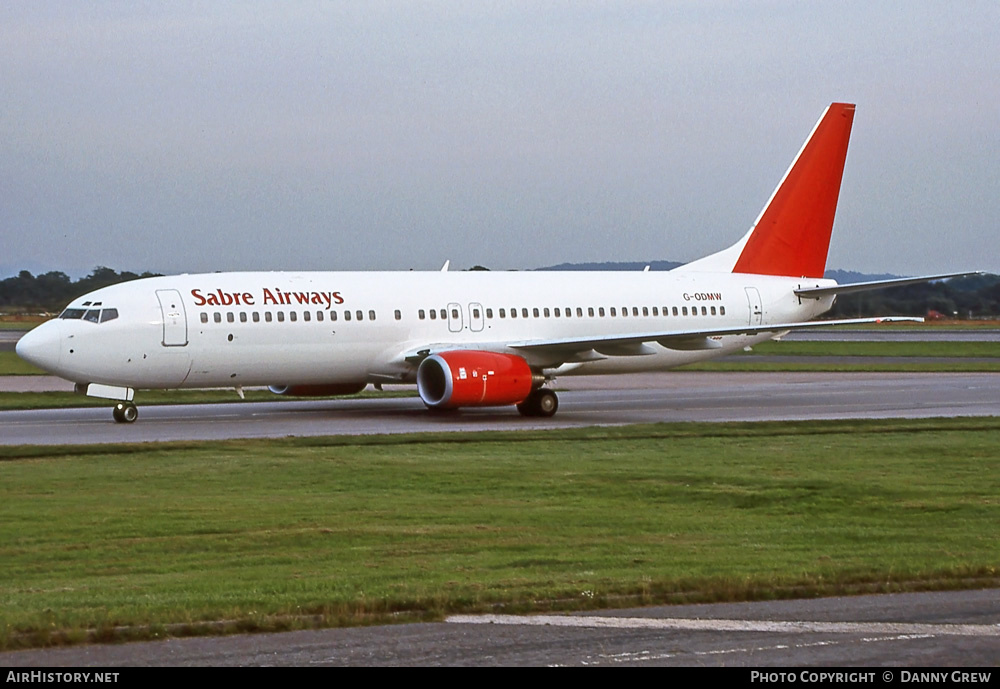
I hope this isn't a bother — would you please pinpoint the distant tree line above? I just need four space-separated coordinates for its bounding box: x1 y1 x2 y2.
1 268 161 312
827 274 1000 319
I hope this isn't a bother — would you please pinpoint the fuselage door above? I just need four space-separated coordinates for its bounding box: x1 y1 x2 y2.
469 303 484 332
447 302 463 332
156 289 188 346
745 287 763 325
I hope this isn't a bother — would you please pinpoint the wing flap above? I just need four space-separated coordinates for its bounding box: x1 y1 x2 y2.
507 316 922 355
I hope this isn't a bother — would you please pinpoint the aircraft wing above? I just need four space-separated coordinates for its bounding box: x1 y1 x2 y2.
397 316 922 370
505 316 922 357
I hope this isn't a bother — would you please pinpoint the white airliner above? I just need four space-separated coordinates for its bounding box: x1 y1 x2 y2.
16 103 974 423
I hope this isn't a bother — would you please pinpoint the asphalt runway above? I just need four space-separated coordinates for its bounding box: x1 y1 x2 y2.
2 371 998 445
4 589 998 666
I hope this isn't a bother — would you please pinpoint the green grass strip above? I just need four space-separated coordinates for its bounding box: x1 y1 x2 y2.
744 340 1000 358
1 418 998 648
0 352 46 375
680 361 1000 373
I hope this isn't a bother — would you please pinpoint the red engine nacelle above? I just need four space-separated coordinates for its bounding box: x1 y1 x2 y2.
268 383 367 397
416 351 536 409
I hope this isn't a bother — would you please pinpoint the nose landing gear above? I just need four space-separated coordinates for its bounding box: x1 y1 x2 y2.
112 401 139 424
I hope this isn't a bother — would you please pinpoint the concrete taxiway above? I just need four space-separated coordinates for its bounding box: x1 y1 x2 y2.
2 372 998 445
3 589 998 666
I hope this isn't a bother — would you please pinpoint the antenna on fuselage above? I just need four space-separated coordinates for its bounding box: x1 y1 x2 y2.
441 260 450 272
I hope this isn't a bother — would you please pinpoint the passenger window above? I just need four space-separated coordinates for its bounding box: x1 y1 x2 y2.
440 309 447 320
316 311 324 322
485 308 492 319
395 310 401 320
473 308 481 319
499 308 506 318
277 311 285 322
610 307 617 317
253 312 260 322
510 308 516 319
240 312 248 323
344 311 351 321
673 307 679 316
265 312 273 322
702 306 707 315
357 310 364 321
652 307 658 316
330 311 337 321
303 311 311 322
682 307 688 316
642 307 648 317
578 307 584 317
200 312 208 324
720 306 726 315
553 308 560 317
369 310 375 321
214 312 222 323
522 308 529 318
711 306 716 315
598 307 605 317
543 308 550 318
429 309 436 320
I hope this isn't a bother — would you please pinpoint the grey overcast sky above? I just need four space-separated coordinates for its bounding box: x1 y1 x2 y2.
2 1 998 278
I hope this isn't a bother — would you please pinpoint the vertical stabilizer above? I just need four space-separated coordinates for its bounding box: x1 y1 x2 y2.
677 103 855 278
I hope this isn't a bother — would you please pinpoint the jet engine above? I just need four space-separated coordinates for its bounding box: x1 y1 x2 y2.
416 351 538 409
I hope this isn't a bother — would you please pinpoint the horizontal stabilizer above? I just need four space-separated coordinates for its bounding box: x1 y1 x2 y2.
795 271 983 299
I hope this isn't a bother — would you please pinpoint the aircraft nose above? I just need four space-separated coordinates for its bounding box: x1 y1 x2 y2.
15 321 62 373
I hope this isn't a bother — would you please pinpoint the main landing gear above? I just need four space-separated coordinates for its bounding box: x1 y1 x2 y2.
517 388 559 418
112 401 139 424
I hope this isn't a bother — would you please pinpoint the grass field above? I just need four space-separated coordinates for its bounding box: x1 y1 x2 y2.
2 418 998 648
737 340 1000 358
0 352 45 375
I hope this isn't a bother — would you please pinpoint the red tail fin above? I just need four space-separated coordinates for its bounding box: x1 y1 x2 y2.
732 103 855 278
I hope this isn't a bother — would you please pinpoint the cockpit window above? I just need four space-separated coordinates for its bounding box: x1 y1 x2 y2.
60 307 119 323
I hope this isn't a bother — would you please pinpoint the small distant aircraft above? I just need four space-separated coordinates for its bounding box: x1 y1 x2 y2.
17 103 975 422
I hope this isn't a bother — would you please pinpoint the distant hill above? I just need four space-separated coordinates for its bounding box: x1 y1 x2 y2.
536 260 683 272
823 269 900 283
